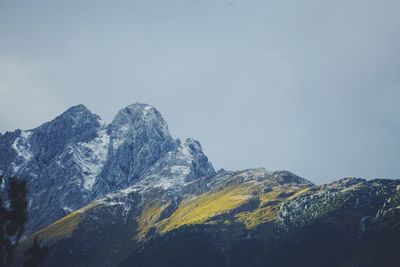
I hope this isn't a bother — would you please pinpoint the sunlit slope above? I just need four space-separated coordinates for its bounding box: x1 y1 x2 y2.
34 168 309 242
146 169 311 236
18 171 400 267
119 179 400 267
157 184 309 233
18 168 312 267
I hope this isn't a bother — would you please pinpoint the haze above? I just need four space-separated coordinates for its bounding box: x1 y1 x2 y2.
1 0 399 183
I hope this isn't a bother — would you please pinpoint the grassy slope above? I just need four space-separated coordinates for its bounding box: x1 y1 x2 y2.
19 181 308 266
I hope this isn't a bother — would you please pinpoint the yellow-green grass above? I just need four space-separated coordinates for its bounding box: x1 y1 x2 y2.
235 186 310 229
26 183 311 247
34 209 85 242
258 190 284 205
287 187 310 200
235 190 282 229
234 206 277 229
32 202 103 242
158 184 257 232
136 201 170 240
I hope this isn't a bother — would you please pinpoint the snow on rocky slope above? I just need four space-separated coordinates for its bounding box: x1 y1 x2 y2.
0 103 215 234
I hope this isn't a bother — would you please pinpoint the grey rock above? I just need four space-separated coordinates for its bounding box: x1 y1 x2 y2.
0 103 215 235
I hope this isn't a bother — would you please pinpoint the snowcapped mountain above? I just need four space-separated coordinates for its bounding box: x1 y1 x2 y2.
3 103 400 267
0 103 215 235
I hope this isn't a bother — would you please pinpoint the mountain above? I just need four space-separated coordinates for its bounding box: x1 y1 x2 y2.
0 103 215 235
17 171 400 267
17 168 314 266
1 103 399 267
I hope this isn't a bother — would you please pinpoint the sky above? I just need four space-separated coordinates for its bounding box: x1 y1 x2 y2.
0 0 399 183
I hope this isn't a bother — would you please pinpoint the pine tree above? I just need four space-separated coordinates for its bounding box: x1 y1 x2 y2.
0 176 47 267
0 176 28 266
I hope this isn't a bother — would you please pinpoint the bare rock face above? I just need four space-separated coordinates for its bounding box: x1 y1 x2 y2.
92 103 176 195
0 103 215 235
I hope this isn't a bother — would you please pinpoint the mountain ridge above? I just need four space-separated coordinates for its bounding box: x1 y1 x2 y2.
1 103 399 267
0 103 215 235
17 171 400 267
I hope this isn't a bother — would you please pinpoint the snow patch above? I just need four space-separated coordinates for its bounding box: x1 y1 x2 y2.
178 142 193 159
142 105 154 120
170 165 191 176
133 138 211 192
63 206 74 213
73 123 110 190
111 124 130 149
11 131 33 173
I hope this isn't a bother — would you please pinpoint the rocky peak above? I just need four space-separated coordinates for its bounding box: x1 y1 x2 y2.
93 103 176 194
0 103 220 235
179 138 215 180
110 103 169 131
136 137 215 190
48 104 101 130
108 103 172 149
29 104 102 164
182 138 202 152
62 104 93 117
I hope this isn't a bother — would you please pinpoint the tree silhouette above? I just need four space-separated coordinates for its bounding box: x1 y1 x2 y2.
0 176 47 267
0 176 27 266
23 237 48 267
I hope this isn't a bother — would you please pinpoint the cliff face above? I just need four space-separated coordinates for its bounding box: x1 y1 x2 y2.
0 103 215 235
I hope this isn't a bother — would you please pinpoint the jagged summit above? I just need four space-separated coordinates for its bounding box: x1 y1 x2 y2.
52 104 100 126
180 138 202 151
108 103 172 150
91 103 177 194
0 103 216 234
110 103 169 130
4 106 399 267
115 103 164 120
0 102 313 242
64 103 91 114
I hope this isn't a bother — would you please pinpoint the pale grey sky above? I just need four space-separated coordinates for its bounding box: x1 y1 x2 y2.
1 0 399 183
